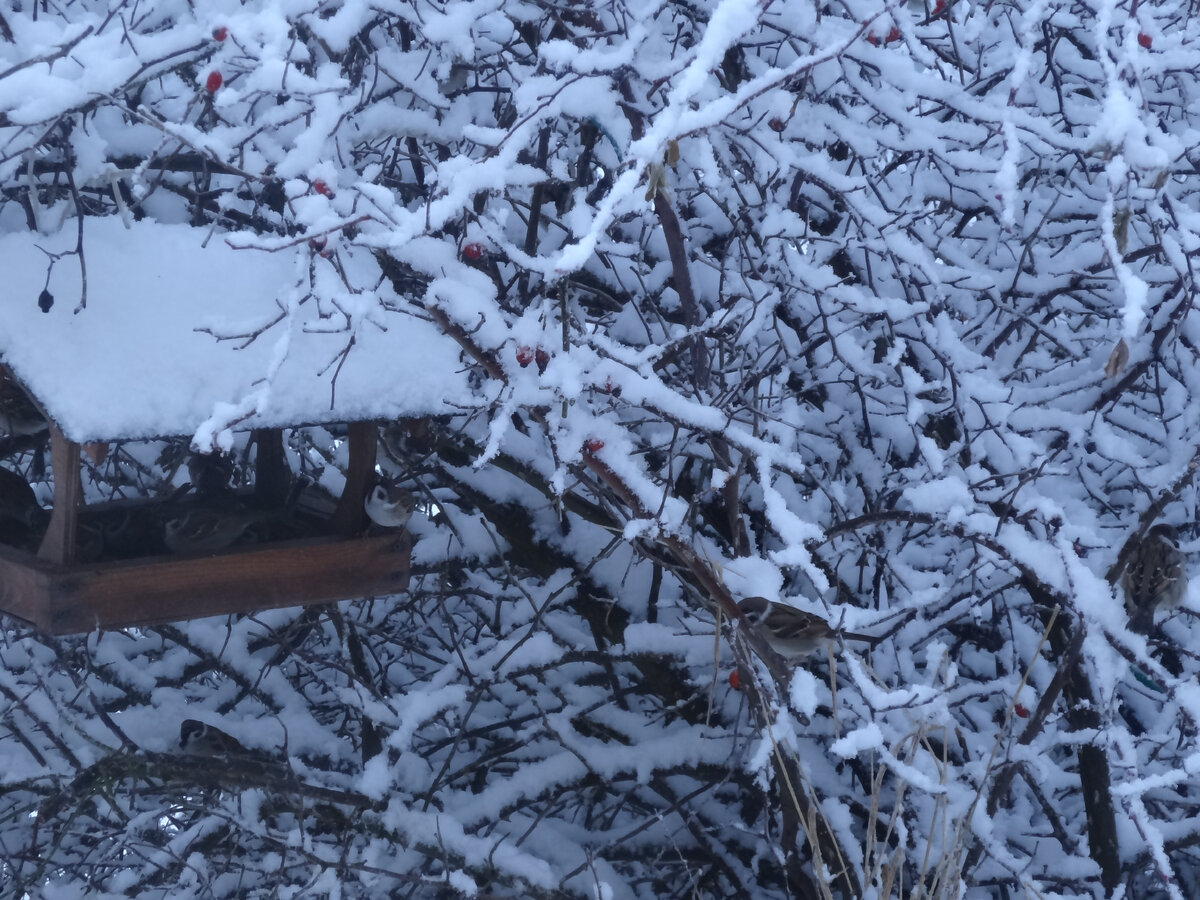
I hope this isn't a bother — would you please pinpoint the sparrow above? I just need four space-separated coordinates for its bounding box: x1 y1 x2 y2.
364 477 415 529
0 465 45 549
179 719 258 757
163 507 273 554
737 595 881 660
0 385 46 437
1122 523 1187 634
0 465 42 527
438 60 471 97
380 418 434 459
186 450 235 500
379 422 406 461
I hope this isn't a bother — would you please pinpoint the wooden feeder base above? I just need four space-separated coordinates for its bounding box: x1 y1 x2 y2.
0 531 411 635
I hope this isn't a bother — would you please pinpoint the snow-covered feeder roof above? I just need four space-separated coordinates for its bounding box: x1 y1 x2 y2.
0 217 471 444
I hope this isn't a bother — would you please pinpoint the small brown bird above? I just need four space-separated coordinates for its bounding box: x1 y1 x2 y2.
163 508 275 554
0 466 42 526
738 596 881 660
0 465 46 549
364 477 415 529
186 450 235 500
179 719 255 756
0 385 46 437
1122 523 1187 634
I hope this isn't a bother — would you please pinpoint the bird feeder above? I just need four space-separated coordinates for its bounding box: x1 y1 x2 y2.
0 390 410 634
0 218 472 634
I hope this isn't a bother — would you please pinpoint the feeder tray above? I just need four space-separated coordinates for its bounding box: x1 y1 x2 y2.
0 415 410 634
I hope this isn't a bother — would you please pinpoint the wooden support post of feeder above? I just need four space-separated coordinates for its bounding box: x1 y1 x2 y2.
252 428 289 506
38 424 82 565
331 421 377 536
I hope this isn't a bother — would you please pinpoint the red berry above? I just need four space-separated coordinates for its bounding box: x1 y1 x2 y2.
534 347 550 374
212 26 228 42
599 376 615 394
1014 703 1029 718
1138 32 1152 48
515 345 534 367
308 236 327 252
933 0 945 13
205 71 223 93
584 438 605 453
866 33 880 46
768 118 785 133
462 242 485 260
728 670 741 691
886 26 901 43
312 179 333 198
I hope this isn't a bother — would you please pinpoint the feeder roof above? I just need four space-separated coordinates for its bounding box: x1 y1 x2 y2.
0 217 472 444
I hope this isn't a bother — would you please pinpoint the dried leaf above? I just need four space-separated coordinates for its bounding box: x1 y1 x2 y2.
644 164 666 202
1113 206 1130 256
83 442 109 465
665 139 680 168
1104 338 1129 378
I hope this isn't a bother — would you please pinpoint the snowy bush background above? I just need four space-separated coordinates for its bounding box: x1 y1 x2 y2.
2 0 1199 896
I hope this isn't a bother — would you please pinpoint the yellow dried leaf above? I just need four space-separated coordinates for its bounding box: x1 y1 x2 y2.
1104 338 1129 378
1113 207 1130 256
83 442 109 465
644 164 666 202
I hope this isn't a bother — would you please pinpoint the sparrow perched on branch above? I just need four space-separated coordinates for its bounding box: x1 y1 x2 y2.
738 595 881 660
179 719 258 757
1122 523 1188 634
364 477 415 529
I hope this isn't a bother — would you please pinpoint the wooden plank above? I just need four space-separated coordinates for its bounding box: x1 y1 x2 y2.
0 543 56 630
331 421 377 536
38 531 410 634
38 425 81 564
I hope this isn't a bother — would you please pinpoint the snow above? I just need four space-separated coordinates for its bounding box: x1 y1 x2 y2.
446 870 478 896
788 667 821 719
0 217 472 444
5 0 1200 897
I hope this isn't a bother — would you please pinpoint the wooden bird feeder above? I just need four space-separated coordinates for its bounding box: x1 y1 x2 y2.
0 218 475 634
0 401 410 634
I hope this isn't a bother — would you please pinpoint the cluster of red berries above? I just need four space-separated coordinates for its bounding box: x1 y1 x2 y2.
515 345 551 374
866 26 901 46
206 27 229 93
206 27 229 92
